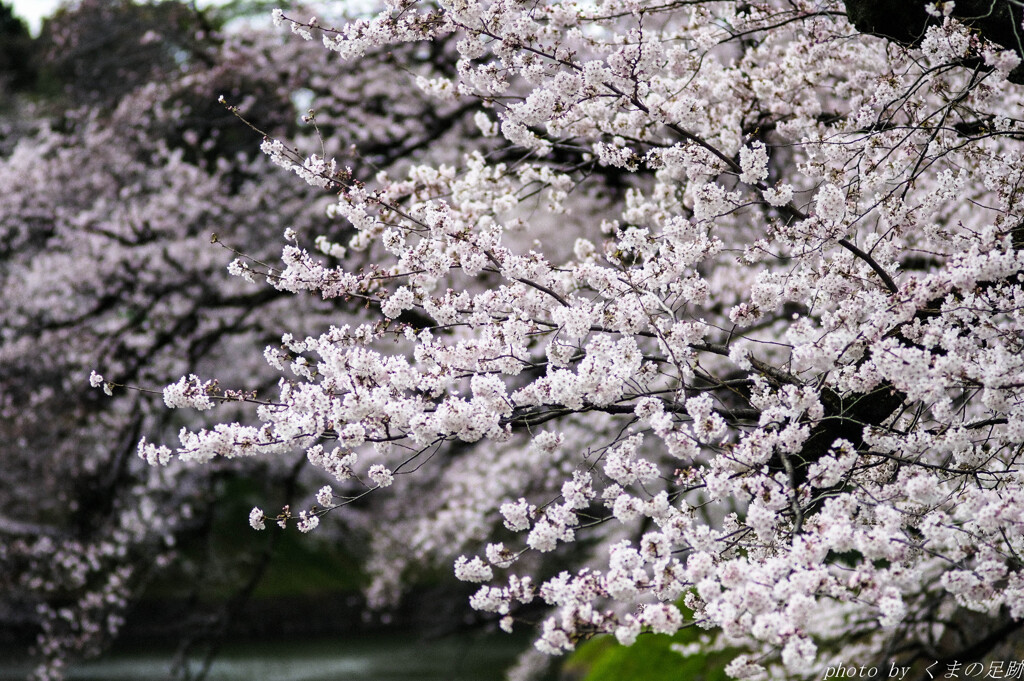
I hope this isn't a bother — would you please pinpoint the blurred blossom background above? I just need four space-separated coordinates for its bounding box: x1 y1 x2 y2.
0 2 535 680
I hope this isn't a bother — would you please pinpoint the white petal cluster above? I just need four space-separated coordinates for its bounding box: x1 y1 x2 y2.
162 374 216 411
454 555 493 583
249 507 266 531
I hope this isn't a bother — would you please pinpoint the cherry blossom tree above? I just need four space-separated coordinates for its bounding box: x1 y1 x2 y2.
0 3 488 679
95 0 1024 678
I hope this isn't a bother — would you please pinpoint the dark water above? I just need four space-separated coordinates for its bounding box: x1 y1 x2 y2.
0 632 527 681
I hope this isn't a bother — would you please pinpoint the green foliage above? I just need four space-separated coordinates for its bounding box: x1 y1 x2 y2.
251 526 365 598
140 472 364 604
205 474 366 599
563 626 733 681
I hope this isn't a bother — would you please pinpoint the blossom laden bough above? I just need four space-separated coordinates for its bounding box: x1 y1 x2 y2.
121 0 1024 678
